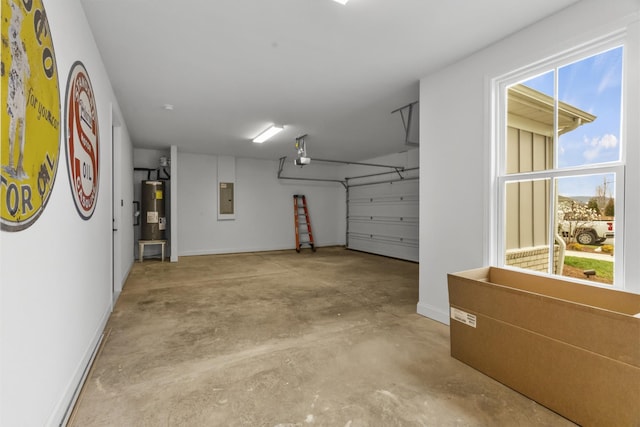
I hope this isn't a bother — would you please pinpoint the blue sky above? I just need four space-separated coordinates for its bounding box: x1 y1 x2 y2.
520 46 622 198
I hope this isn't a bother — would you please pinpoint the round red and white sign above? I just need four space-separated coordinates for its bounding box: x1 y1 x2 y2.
65 61 99 219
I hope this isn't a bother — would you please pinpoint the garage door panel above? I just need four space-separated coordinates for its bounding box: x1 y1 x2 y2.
349 218 418 239
349 179 418 197
347 179 418 262
349 195 419 204
349 203 418 218
348 233 418 262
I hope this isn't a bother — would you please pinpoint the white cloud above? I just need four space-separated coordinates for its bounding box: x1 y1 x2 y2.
584 148 599 161
583 134 618 161
597 67 621 94
599 134 618 148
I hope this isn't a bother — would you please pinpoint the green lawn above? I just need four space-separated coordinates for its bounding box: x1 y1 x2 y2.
564 256 614 281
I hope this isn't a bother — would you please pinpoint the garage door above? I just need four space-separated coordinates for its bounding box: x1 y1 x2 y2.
347 179 418 262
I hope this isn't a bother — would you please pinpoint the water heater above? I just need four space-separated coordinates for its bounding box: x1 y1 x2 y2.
141 180 166 240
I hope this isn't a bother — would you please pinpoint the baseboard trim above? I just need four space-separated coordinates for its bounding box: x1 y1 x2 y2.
417 301 450 325
179 242 346 257
49 304 111 426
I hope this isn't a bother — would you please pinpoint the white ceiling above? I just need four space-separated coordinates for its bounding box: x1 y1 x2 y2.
80 0 579 162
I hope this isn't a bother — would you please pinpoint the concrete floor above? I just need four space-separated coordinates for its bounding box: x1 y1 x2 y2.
69 247 574 426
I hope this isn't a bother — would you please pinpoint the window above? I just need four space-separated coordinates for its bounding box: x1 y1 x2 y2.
495 42 625 288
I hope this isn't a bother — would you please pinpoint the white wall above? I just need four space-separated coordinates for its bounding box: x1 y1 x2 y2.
177 153 346 255
170 145 179 261
418 0 640 324
175 150 421 257
0 0 134 425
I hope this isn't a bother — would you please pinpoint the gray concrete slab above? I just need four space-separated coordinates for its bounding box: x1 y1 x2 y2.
69 247 575 426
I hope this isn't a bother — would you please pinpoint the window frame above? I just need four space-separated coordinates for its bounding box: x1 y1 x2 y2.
491 32 627 289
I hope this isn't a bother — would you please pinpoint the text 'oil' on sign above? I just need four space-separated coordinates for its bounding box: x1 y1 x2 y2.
65 61 99 220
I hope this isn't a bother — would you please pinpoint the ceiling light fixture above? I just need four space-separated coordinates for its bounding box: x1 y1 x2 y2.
333 0 348 4
253 124 284 143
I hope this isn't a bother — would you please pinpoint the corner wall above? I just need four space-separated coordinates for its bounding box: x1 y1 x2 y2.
0 0 134 425
177 153 346 255
174 150 419 257
418 0 640 324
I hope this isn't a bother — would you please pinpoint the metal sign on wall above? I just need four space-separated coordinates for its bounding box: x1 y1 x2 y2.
64 61 99 219
1 0 60 231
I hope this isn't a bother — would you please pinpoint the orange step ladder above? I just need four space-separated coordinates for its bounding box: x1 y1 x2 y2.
293 194 316 252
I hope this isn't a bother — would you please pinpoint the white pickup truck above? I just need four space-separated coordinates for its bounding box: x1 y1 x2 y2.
559 219 614 245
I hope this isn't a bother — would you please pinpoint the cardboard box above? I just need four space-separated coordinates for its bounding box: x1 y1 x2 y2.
447 267 640 427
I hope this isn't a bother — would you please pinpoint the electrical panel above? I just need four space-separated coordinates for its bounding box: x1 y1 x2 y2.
219 182 234 215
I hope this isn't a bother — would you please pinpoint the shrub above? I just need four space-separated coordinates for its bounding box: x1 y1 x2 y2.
601 244 614 254
568 243 584 251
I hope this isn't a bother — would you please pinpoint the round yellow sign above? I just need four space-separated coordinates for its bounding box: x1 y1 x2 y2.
1 0 60 231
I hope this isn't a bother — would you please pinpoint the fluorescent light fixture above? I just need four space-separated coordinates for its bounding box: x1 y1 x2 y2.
333 0 348 4
253 125 284 143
